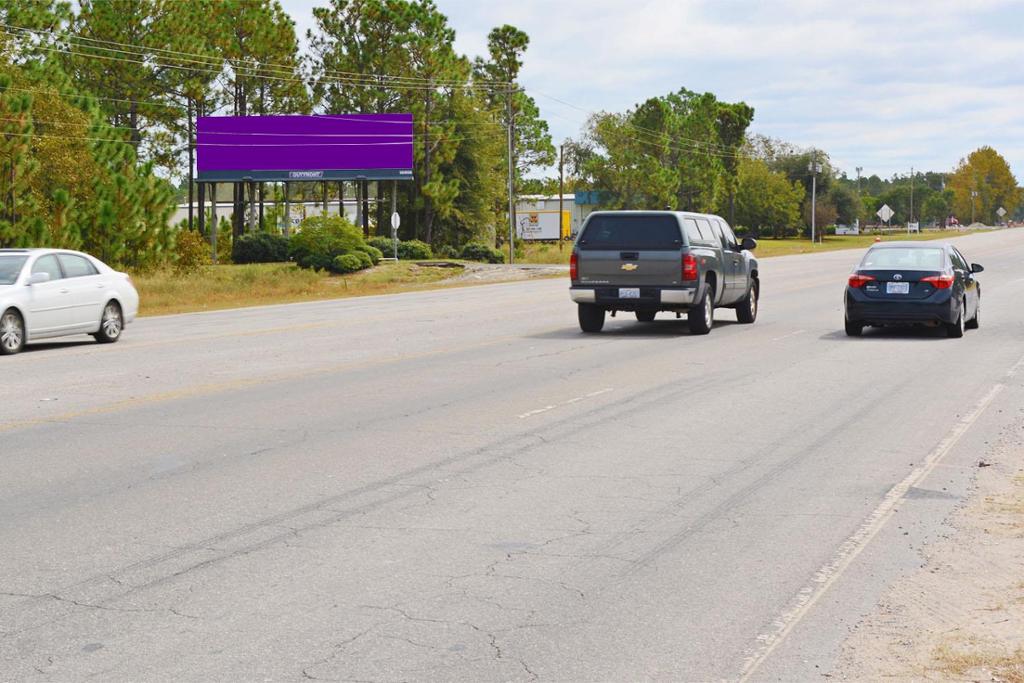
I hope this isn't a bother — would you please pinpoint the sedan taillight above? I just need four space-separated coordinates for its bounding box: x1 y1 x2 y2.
848 273 876 288
920 273 954 289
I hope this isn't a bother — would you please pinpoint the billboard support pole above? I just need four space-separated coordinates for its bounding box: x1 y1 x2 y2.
322 181 328 217
337 181 343 220
198 180 206 238
283 181 290 237
355 181 362 228
210 182 218 264
258 182 265 231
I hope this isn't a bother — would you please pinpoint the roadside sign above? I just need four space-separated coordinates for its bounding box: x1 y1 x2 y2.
391 212 401 230
877 204 894 222
907 222 919 233
997 207 1007 217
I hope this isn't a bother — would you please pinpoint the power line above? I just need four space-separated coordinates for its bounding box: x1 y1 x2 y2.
0 24 516 93
3 22 513 87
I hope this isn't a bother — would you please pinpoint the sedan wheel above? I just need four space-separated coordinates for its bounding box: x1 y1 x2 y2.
965 295 980 330
94 302 123 343
946 300 965 338
1 309 25 355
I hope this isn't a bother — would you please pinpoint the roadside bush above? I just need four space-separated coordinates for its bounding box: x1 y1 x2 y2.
332 253 364 274
174 229 209 273
352 250 373 269
367 236 394 254
289 215 366 271
436 245 458 258
398 239 432 260
233 233 290 264
355 244 383 265
459 242 505 263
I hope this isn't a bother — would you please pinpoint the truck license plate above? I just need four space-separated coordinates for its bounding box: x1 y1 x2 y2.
886 282 910 294
619 288 640 299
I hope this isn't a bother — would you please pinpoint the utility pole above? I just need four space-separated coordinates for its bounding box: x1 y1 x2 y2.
909 166 914 229
971 190 978 225
506 84 516 265
808 152 822 243
855 166 863 232
558 143 565 253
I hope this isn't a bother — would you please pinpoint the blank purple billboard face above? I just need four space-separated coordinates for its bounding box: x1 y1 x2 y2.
196 114 414 181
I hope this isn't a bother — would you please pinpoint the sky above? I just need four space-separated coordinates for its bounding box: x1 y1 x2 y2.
280 0 1024 181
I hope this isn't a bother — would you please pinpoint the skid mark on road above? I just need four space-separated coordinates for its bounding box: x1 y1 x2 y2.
517 388 613 419
738 350 1024 681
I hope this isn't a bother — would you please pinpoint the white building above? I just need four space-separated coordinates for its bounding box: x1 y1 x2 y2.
515 194 595 238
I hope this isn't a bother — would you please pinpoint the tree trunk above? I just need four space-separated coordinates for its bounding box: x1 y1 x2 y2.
187 99 194 231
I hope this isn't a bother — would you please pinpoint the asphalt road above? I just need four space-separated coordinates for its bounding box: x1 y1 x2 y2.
4 229 1024 681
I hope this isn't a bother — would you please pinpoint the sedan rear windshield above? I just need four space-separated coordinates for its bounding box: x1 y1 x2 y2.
577 215 682 251
860 247 946 271
0 255 28 284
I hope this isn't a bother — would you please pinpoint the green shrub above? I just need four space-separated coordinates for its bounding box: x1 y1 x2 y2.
355 244 383 265
332 253 365 274
233 233 290 264
437 245 458 258
174 229 209 273
367 236 394 254
289 215 366 271
398 239 432 260
352 249 373 269
459 242 505 263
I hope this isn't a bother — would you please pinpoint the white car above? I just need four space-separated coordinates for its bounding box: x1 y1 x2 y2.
0 248 139 355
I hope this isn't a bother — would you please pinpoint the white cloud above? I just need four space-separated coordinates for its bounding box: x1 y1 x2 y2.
282 0 1024 179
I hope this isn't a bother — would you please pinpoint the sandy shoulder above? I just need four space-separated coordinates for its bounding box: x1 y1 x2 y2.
835 420 1024 681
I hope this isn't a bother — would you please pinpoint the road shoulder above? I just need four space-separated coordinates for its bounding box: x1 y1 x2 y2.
835 416 1024 681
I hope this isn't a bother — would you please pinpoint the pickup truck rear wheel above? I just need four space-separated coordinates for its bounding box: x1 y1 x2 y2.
578 303 605 333
635 311 656 322
736 280 758 324
688 283 714 335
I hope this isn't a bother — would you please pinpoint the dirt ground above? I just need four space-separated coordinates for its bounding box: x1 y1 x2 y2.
438 261 568 283
835 419 1024 681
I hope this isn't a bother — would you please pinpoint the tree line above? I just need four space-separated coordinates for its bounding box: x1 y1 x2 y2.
0 0 555 265
1 0 1020 268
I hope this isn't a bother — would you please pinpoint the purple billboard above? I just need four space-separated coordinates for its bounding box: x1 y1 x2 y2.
196 114 414 182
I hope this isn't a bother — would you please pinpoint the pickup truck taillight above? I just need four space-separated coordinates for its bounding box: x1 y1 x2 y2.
570 251 578 280
682 254 698 281
920 273 954 289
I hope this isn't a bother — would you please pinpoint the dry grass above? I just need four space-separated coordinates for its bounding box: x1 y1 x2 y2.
518 229 990 263
134 261 460 317
932 641 1024 682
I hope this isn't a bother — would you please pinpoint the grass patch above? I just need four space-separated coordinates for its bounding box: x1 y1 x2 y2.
752 230 990 258
517 230 992 263
932 642 1024 682
134 261 460 317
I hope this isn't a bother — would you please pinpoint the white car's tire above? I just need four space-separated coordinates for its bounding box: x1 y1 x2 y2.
1 308 25 355
94 301 123 344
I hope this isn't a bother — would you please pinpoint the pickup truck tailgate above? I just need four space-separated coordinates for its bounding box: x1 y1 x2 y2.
577 249 682 286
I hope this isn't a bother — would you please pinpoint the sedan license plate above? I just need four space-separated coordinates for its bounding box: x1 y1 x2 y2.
618 288 641 299
886 281 910 294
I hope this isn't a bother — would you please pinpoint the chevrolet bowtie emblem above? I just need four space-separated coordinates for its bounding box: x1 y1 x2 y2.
621 263 638 271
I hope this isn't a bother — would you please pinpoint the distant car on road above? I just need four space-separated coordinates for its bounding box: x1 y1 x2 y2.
0 249 139 355
569 211 759 334
844 242 982 338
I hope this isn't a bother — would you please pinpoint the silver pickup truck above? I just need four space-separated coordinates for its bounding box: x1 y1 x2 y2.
569 211 759 334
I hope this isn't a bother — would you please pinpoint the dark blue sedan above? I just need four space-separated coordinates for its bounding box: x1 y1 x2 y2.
844 242 982 338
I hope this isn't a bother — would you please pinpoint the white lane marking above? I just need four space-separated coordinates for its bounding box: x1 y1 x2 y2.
517 388 613 419
770 330 805 342
739 352 1024 681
